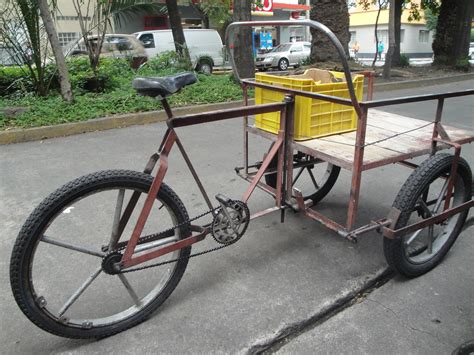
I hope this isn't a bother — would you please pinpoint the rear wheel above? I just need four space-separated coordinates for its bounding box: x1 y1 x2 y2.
10 170 191 338
264 145 340 204
383 154 472 277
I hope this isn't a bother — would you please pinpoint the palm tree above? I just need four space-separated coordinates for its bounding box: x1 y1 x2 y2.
309 0 350 62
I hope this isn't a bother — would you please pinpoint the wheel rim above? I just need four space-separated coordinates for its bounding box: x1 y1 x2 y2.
27 186 182 329
200 63 211 74
265 149 339 203
279 59 288 70
402 173 466 264
291 155 335 200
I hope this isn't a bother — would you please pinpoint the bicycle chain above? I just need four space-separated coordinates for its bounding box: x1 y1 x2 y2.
106 203 243 274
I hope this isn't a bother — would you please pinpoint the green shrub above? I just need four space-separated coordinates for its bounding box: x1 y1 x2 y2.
141 51 192 74
455 57 470 72
399 53 410 67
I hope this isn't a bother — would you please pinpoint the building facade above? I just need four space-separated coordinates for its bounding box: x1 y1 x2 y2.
349 3 434 59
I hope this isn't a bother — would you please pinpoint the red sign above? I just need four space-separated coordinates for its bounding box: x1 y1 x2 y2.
254 0 273 14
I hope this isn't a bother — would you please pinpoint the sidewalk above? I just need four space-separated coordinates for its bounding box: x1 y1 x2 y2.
278 223 474 354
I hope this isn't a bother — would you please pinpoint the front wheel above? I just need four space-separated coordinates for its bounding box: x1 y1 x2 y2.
10 170 191 338
383 154 472 277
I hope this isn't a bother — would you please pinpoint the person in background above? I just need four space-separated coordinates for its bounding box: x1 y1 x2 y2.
377 41 384 60
352 41 360 59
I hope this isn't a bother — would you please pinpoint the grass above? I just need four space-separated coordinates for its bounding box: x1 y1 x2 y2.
0 59 248 130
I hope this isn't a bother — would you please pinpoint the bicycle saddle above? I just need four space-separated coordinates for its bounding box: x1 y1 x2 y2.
132 72 197 98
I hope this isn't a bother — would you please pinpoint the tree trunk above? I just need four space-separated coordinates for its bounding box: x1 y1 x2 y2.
165 0 191 63
309 0 349 62
432 0 474 66
371 2 382 68
383 0 396 79
233 0 254 79
392 0 403 66
37 0 73 102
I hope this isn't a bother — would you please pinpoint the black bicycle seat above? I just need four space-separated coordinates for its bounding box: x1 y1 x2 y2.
132 72 197 98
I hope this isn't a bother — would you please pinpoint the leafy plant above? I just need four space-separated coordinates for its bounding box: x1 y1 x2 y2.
399 53 410 67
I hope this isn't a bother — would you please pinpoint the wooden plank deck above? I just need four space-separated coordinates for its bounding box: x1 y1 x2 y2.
286 110 474 171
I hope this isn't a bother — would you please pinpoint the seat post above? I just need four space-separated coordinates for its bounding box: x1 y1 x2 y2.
161 98 173 119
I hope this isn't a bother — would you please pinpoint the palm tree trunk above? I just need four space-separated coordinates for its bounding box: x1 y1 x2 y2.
38 0 74 103
433 0 474 65
309 0 350 62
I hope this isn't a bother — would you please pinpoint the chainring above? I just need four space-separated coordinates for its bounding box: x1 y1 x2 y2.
211 200 250 245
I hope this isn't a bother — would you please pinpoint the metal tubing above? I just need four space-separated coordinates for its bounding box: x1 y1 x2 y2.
347 106 369 230
242 135 284 203
123 231 207 268
383 199 474 239
284 95 295 203
360 89 474 109
175 136 214 211
122 129 177 262
430 98 444 156
243 83 249 175
169 102 287 128
225 20 362 117
242 80 355 106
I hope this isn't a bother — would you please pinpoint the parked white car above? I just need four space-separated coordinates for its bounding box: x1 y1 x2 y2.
134 29 224 74
255 42 311 71
469 42 474 60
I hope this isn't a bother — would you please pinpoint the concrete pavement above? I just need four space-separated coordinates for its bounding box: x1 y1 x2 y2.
0 80 473 353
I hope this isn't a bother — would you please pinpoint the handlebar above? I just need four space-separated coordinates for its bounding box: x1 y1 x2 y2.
224 20 362 117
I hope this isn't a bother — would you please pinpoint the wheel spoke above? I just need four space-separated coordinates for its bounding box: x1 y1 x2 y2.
292 167 305 185
109 189 125 249
307 168 320 190
58 267 102 317
427 225 434 254
433 179 449 214
117 274 141 307
41 235 104 258
405 228 423 246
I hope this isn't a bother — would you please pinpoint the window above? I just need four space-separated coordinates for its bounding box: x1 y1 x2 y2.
349 31 356 45
291 45 303 52
400 29 405 43
419 30 430 43
138 33 155 48
58 32 79 47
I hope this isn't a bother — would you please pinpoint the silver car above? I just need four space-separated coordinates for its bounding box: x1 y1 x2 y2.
255 42 311 71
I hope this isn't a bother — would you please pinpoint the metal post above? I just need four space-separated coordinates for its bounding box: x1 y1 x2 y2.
347 106 369 231
243 84 249 174
430 98 444 156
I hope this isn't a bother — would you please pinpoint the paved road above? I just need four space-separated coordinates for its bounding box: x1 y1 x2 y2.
0 80 472 354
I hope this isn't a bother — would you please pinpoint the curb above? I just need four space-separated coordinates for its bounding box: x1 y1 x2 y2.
2 73 473 145
0 100 250 145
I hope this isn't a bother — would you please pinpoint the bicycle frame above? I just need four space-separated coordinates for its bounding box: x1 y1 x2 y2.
117 97 294 270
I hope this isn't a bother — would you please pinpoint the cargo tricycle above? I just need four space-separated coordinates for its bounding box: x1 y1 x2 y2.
10 20 474 338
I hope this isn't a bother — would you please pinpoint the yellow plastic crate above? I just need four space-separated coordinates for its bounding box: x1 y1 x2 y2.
255 70 364 140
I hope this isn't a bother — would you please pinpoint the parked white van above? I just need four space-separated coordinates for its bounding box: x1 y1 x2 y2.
134 29 224 74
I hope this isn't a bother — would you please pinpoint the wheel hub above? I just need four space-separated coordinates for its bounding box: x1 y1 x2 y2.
102 251 123 275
